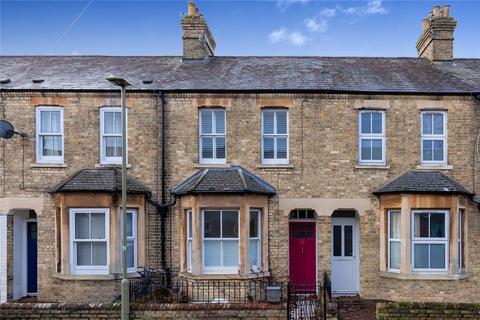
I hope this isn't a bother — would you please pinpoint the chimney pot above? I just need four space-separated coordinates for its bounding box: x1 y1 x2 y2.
443 5 450 17
188 1 197 16
433 5 441 16
421 18 429 31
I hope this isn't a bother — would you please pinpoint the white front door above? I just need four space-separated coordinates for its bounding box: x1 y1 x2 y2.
331 217 359 295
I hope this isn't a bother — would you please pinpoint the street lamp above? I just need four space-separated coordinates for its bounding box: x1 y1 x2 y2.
106 76 131 320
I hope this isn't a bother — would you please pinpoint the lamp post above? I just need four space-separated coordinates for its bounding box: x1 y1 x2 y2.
106 76 131 320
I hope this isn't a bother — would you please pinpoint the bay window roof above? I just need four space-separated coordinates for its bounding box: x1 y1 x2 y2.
373 170 473 196
49 167 150 194
172 166 276 196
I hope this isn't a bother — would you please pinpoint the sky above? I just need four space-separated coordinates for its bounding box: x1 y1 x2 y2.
0 0 479 57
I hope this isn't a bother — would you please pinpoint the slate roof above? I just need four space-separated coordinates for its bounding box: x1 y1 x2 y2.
49 168 150 194
373 170 473 195
171 166 276 195
1 56 479 93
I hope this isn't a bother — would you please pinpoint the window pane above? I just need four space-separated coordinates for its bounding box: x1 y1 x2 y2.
204 211 220 238
51 111 61 133
105 137 116 157
42 136 54 156
414 213 429 238
422 140 433 161
430 213 445 238
371 112 382 134
249 239 259 267
433 113 443 135
127 241 135 268
222 211 239 238
187 211 192 238
41 111 51 133
361 112 371 134
263 112 274 134
204 240 221 266
104 112 115 134
201 137 213 159
75 212 90 239
76 242 92 266
389 241 400 270
414 244 429 268
423 113 433 134
92 242 107 265
214 110 225 134
215 137 225 159
433 140 444 161
223 240 239 266
115 137 122 157
126 212 133 238
361 139 371 161
333 225 342 256
389 211 401 239
250 211 259 238
53 136 62 156
430 244 445 269
201 110 212 134
91 212 105 239
371 139 383 160
114 112 121 134
276 137 287 159
263 137 274 159
344 225 353 257
187 240 192 270
276 111 287 134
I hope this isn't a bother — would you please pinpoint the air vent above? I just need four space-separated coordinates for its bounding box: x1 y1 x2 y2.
142 80 153 84
32 79 44 83
0 79 11 84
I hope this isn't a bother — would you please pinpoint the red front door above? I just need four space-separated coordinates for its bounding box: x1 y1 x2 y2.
289 222 316 290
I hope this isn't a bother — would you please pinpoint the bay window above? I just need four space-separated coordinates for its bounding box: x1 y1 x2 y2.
199 109 226 164
249 209 261 272
70 208 109 275
202 210 239 274
388 210 401 272
186 210 193 272
261 109 288 164
359 110 385 164
36 106 64 164
421 111 447 164
121 209 137 272
458 209 465 272
412 210 449 272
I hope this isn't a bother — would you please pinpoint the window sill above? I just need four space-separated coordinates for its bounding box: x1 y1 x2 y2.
194 163 230 168
416 164 453 170
95 163 132 168
31 163 67 168
256 164 294 169
52 272 141 281
178 271 271 280
379 271 468 281
355 164 390 170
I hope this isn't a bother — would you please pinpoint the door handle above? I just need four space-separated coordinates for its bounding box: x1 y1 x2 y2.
301 247 304 255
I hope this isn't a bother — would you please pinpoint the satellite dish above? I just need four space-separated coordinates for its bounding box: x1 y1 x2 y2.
0 120 27 139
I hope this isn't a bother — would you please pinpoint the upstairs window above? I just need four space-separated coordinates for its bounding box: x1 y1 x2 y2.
100 107 126 164
421 112 447 164
262 109 288 164
199 109 226 164
359 110 385 164
36 106 64 164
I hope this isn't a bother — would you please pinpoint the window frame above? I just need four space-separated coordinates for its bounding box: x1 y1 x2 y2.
420 111 447 165
249 209 262 272
35 106 64 164
411 210 449 273
201 209 240 274
261 109 289 165
120 208 137 273
186 209 193 272
199 108 226 164
358 110 386 165
69 208 110 275
100 107 128 165
387 210 401 273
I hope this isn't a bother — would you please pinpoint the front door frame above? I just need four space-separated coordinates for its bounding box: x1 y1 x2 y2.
288 219 317 286
26 219 37 295
331 217 360 295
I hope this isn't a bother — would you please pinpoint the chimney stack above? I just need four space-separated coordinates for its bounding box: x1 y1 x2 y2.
181 1 216 61
416 5 457 62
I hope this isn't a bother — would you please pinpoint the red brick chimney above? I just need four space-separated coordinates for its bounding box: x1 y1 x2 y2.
416 5 457 62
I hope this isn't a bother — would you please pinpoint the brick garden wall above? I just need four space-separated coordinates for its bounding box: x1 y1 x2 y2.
376 302 480 319
0 302 286 319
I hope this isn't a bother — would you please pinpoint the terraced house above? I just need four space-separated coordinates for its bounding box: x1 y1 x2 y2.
1 0 480 312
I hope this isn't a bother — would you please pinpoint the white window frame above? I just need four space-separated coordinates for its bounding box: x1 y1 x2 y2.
199 108 226 164
458 209 464 273
249 209 261 272
202 209 240 274
100 107 128 165
35 106 64 164
358 110 386 165
411 210 449 273
387 210 401 273
261 109 289 165
69 208 110 275
186 209 193 272
120 208 137 273
420 111 447 165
